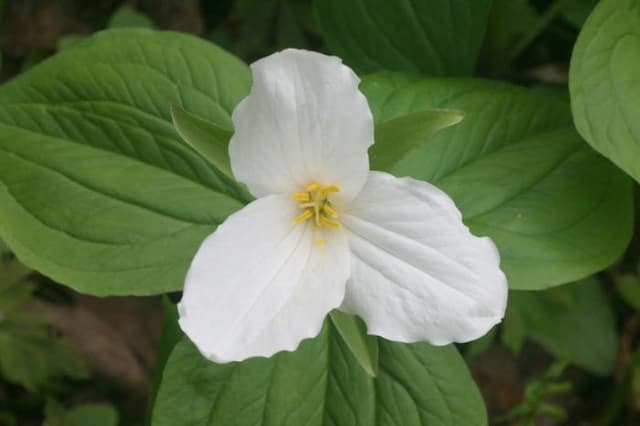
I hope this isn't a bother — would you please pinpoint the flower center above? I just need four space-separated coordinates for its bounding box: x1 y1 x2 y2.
291 183 340 228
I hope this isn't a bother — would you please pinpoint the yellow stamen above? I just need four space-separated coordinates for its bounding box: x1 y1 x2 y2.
291 192 310 202
294 209 313 224
292 182 341 229
322 185 340 194
323 204 338 217
306 183 321 192
319 216 340 228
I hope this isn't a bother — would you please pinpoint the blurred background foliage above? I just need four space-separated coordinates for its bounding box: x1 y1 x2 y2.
0 0 638 425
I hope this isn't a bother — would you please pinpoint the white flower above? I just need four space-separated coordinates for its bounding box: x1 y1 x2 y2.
178 49 508 363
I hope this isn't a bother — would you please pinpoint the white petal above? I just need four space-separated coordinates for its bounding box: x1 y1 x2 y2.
340 172 507 345
229 49 374 202
178 194 350 363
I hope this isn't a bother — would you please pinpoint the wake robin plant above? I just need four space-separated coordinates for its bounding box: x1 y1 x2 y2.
0 0 639 424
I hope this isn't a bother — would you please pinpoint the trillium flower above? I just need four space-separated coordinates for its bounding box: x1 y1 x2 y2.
178 49 508 363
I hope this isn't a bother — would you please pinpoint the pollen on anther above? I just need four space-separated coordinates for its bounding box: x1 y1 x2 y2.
322 185 340 194
292 183 341 229
306 183 321 192
323 204 338 217
291 192 310 202
294 209 313 224
319 216 340 228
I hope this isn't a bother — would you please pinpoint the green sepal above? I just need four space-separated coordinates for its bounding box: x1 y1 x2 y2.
371 108 464 171
329 310 379 377
171 105 235 180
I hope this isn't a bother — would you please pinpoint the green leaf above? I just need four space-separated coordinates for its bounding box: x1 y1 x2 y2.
65 404 119 426
44 399 67 426
0 313 88 391
0 333 49 391
464 326 498 360
0 257 34 311
153 324 487 426
0 279 35 312
146 297 184 423
501 305 526 355
108 5 155 29
361 73 633 290
171 105 234 180
615 274 640 310
371 108 464 171
47 338 91 381
484 0 539 69
44 400 119 426
58 3 154 53
214 0 318 59
329 310 378 377
560 0 599 29
500 361 570 424
57 34 87 51
0 29 252 296
506 278 617 376
313 0 494 76
570 0 640 183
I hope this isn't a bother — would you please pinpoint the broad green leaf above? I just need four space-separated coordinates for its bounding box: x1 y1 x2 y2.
57 34 86 51
361 73 632 290
57 5 156 52
108 5 155 29
0 29 252 296
570 0 640 183
44 400 119 426
329 310 378 377
171 105 234 180
505 278 617 376
313 0 494 76
371 108 464 171
153 324 487 426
